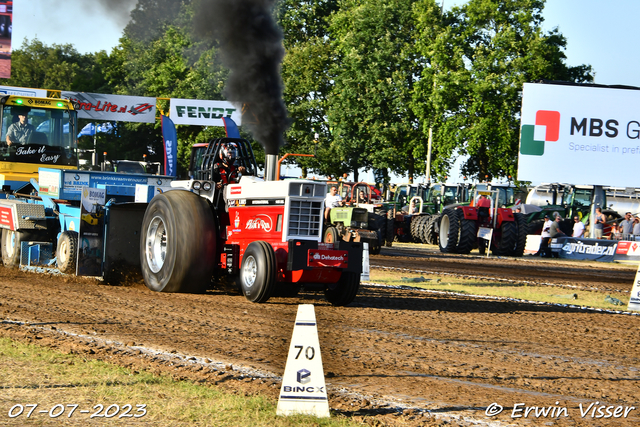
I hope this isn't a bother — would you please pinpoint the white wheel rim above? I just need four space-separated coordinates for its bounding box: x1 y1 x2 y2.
146 216 167 274
242 255 257 289
4 230 16 258
59 240 68 264
440 215 450 247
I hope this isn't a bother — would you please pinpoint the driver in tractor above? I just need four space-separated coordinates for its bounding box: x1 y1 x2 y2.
212 142 246 189
6 108 35 146
476 194 491 223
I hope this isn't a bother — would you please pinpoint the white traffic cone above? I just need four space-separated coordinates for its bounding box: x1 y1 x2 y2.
276 304 330 417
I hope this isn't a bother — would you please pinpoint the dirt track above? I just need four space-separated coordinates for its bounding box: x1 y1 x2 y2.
1 246 639 426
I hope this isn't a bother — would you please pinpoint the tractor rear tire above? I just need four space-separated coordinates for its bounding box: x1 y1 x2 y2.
439 208 461 253
492 221 517 256
417 215 433 244
239 241 276 303
424 215 439 245
385 211 394 247
513 213 528 257
56 231 79 274
325 271 360 306
140 190 217 293
457 218 477 254
410 216 423 243
368 213 385 255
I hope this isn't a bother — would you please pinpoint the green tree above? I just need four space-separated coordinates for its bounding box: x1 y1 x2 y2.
414 0 593 181
1 38 108 91
327 0 429 183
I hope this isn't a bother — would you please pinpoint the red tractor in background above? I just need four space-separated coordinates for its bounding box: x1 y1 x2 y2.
438 189 527 256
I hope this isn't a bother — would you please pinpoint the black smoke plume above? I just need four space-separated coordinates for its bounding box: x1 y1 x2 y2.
193 0 289 155
81 0 138 28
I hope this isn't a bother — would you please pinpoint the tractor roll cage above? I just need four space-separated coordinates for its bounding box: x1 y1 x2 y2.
195 137 259 181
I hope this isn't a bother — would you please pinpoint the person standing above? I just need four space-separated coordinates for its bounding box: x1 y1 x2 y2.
633 216 640 240
593 207 607 239
619 212 634 239
572 216 585 238
536 214 553 257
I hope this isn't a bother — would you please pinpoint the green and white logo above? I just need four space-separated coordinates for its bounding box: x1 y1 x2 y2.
520 110 561 156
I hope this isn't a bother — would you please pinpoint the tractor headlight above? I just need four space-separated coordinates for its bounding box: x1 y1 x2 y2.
351 221 358 227
192 181 202 190
202 181 212 191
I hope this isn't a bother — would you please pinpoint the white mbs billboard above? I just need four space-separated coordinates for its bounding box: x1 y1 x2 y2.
518 82 640 187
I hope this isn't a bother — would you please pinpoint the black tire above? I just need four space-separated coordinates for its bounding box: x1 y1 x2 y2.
1 228 34 268
385 211 394 247
56 231 78 274
409 215 422 243
478 238 487 255
439 208 460 253
239 241 276 303
325 271 360 306
492 221 517 256
418 215 432 244
424 215 439 245
323 226 340 244
368 213 385 255
140 190 217 293
457 218 477 254
513 212 528 257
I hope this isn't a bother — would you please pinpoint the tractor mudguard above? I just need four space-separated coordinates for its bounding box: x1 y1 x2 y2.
458 205 478 221
496 207 515 228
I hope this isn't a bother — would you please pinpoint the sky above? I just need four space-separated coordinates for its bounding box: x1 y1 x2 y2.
10 0 640 181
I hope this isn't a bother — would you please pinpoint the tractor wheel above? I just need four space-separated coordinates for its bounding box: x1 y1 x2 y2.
56 231 79 274
492 221 517 256
140 190 217 293
239 241 276 303
385 210 394 247
513 213 528 257
424 215 439 245
323 226 340 244
368 213 385 255
439 208 461 253
418 215 433 244
410 216 423 243
457 218 477 254
325 271 360 306
1 229 33 268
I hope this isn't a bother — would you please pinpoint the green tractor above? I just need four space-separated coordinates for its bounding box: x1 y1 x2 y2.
323 181 389 254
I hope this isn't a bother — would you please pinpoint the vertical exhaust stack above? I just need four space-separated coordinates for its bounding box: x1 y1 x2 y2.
264 154 278 181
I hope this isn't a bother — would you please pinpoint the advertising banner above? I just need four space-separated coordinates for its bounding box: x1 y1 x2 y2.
161 115 177 176
61 91 157 123
0 85 46 97
77 187 106 276
550 237 617 262
518 82 640 187
0 2 12 79
169 98 241 126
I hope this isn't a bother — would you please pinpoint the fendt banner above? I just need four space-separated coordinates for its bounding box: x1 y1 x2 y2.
518 82 640 187
169 98 242 126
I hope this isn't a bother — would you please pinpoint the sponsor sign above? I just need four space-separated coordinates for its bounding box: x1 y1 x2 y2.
627 264 640 312
169 98 241 126
246 214 273 233
77 187 106 276
39 169 62 198
307 250 349 268
276 305 329 418
61 91 156 123
518 83 640 187
550 237 617 262
0 85 47 97
161 115 177 176
0 205 14 229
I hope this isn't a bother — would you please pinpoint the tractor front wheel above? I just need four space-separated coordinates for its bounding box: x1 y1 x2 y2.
239 241 276 303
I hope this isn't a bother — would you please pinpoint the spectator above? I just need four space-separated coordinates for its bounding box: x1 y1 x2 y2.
610 224 624 240
572 216 585 238
620 212 634 239
357 190 367 204
534 215 553 257
633 216 640 239
550 214 568 239
593 207 606 239
324 185 344 221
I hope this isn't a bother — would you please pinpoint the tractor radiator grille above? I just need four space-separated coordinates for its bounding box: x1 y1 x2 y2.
288 200 322 237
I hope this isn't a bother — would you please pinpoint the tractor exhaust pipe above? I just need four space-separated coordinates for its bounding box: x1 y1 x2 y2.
264 154 278 181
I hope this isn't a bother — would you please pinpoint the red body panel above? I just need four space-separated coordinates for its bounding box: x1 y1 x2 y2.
0 205 14 230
